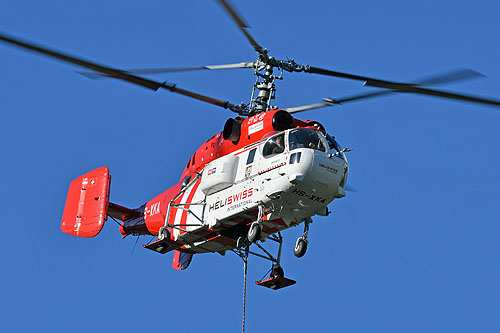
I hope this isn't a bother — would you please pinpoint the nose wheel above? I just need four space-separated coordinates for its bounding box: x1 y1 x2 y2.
247 203 264 243
294 238 308 258
293 218 311 258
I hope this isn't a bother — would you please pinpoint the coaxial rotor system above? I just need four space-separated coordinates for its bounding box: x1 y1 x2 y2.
1 0 500 116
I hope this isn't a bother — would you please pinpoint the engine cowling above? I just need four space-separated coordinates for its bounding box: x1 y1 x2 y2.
272 110 295 131
223 117 243 143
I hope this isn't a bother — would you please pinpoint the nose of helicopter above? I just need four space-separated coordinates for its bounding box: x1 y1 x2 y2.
311 152 346 191
287 149 347 202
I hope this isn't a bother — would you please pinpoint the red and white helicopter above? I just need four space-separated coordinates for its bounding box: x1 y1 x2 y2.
2 0 499 290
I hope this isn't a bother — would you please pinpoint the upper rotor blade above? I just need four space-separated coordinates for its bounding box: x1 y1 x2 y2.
0 32 243 113
385 85 500 107
304 65 500 108
335 68 489 105
216 0 265 55
285 68 491 113
415 68 485 86
304 65 409 87
78 62 256 79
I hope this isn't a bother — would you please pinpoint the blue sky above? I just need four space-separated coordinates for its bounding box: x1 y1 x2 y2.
1 0 499 332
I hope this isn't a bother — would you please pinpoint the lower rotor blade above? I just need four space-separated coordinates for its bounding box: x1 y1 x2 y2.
130 62 256 74
344 185 358 192
283 98 337 114
0 32 244 113
283 92 389 113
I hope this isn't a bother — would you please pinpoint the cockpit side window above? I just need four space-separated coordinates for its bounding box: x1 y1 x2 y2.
326 134 341 153
262 133 286 157
289 129 327 153
325 133 345 160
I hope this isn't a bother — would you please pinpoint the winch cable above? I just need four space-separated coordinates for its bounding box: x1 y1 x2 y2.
242 247 249 333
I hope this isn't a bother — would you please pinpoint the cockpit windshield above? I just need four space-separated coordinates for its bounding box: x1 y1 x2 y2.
288 129 328 153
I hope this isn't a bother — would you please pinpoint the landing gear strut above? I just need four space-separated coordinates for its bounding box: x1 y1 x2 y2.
294 218 311 258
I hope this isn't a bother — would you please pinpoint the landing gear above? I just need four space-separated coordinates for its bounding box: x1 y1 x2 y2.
158 227 170 241
293 218 311 258
247 203 264 243
293 238 307 258
237 236 251 249
247 222 262 243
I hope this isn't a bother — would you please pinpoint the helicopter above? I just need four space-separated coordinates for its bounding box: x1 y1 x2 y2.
1 0 500 291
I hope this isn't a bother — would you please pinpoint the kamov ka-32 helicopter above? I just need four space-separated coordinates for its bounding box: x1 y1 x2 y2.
2 0 500 290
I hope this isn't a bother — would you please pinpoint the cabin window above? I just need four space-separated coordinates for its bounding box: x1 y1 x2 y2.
247 148 257 164
181 175 192 189
191 152 196 167
262 133 286 157
289 129 327 153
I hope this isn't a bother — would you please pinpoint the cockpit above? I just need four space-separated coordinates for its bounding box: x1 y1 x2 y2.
289 128 328 153
262 128 344 159
262 133 286 157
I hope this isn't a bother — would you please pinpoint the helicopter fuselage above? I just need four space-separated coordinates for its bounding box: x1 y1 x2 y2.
172 129 348 254
119 118 349 255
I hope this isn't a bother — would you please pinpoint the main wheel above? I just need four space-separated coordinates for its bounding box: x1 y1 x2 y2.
158 227 170 241
294 238 308 258
247 222 262 243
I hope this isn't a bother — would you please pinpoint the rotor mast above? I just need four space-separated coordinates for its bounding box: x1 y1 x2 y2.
249 55 280 113
249 54 313 113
